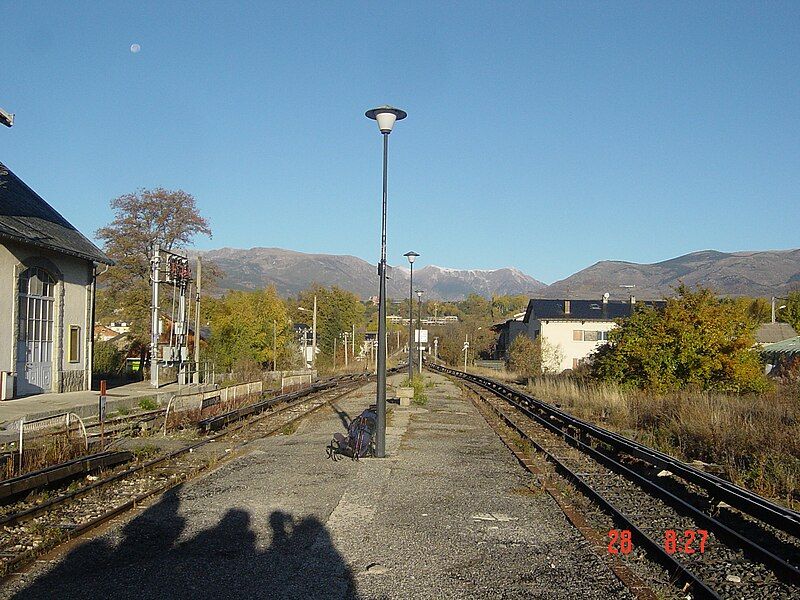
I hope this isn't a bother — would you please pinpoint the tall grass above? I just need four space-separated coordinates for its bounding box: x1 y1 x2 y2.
523 375 800 507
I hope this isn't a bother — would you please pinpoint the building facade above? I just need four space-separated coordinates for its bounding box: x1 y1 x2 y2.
521 297 664 373
1 162 113 399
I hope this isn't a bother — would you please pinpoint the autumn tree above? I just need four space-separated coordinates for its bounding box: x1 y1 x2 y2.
491 294 529 319
591 285 768 393
779 291 800 333
506 335 541 379
95 188 212 345
294 285 366 364
204 288 293 372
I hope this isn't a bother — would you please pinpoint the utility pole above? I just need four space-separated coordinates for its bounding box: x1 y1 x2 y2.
150 245 160 387
273 319 277 372
312 295 317 370
334 338 337 371
193 257 201 384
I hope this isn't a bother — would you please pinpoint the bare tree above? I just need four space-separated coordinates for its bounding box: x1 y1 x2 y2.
95 188 213 345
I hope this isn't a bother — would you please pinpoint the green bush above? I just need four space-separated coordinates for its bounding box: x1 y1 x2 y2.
93 340 126 377
138 397 158 411
402 375 428 405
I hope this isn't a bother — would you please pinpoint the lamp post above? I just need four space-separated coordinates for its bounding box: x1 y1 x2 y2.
416 289 424 373
366 105 407 459
403 251 419 379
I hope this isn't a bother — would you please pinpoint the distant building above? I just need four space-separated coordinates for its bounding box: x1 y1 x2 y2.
94 325 120 342
387 314 458 326
524 297 664 372
755 322 797 346
490 313 529 360
491 297 664 373
1 162 113 398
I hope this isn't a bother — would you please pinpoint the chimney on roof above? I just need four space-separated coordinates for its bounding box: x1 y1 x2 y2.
563 300 570 315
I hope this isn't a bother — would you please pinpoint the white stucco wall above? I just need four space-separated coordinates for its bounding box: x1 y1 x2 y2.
0 243 16 374
0 240 93 395
534 319 618 373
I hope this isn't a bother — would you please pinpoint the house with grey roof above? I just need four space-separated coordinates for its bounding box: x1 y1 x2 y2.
0 162 113 399
520 296 665 372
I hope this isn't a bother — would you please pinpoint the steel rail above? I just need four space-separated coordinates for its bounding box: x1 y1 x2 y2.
462 380 719 600
432 364 800 587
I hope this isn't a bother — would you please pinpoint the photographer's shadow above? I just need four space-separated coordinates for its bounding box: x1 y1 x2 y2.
14 486 358 599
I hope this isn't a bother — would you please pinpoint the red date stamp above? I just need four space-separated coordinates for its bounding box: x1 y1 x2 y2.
664 529 708 554
607 529 709 555
607 529 633 554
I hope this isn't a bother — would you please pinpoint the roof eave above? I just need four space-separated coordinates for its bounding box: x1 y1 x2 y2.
0 232 115 266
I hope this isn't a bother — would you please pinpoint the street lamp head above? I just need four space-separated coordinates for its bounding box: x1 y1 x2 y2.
416 289 424 298
366 105 407 134
404 251 419 264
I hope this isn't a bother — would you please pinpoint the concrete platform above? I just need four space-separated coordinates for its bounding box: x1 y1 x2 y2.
2 372 632 599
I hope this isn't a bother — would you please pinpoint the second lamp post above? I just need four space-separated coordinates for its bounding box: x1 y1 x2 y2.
403 250 419 380
416 289 424 374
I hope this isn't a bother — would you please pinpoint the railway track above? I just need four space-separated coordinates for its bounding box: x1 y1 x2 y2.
430 363 800 600
0 373 377 579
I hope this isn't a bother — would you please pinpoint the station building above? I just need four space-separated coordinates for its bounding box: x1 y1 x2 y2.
0 162 113 399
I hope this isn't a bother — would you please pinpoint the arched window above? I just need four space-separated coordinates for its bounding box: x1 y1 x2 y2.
17 267 56 394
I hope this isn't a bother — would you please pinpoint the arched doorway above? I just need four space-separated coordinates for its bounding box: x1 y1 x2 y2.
16 267 56 396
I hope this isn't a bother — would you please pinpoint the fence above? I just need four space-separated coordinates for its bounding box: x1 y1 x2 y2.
9 412 88 474
163 379 264 433
281 373 313 392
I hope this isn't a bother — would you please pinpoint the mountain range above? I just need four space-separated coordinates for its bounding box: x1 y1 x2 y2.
195 247 546 300
194 247 800 301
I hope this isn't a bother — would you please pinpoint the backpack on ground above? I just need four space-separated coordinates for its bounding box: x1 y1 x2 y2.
327 406 377 461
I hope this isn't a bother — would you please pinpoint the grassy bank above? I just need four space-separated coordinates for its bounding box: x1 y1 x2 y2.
522 376 799 507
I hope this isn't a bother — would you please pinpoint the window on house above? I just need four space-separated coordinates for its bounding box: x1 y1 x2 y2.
68 326 80 362
573 329 583 341
573 358 580 369
583 330 600 342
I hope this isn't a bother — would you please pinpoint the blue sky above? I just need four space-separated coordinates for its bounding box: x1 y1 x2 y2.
2 1 798 284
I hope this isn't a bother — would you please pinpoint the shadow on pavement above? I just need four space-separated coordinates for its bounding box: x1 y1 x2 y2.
330 402 352 430
14 485 358 599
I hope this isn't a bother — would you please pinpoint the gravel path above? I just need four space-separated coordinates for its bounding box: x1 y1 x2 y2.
3 372 632 599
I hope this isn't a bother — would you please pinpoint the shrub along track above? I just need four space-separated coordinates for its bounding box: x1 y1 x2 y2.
0 374 375 579
430 363 800 600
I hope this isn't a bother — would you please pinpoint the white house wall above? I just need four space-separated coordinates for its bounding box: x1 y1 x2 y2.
1 240 93 395
538 320 618 373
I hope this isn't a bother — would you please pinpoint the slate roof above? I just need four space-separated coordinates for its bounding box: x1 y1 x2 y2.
755 322 798 345
0 162 113 265
524 298 665 322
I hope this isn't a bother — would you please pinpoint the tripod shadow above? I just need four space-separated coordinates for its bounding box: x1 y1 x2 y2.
14 486 358 599
330 402 352 430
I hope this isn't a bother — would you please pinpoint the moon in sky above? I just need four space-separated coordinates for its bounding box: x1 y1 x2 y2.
130 44 141 53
